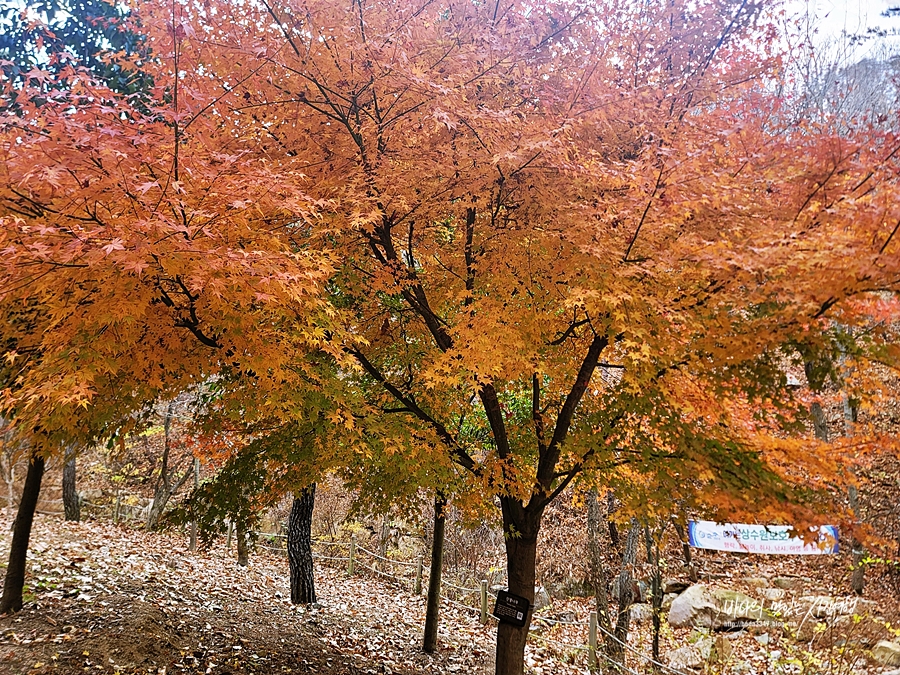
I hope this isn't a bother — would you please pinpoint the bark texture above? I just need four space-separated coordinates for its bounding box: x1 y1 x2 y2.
587 489 613 639
423 494 446 653
236 522 249 567
0 452 45 614
62 446 79 522
288 484 316 604
495 497 541 675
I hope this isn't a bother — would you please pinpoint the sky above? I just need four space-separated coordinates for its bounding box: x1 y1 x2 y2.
794 0 900 41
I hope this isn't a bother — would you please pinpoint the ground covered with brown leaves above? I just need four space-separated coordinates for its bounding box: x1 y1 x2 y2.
1 516 495 675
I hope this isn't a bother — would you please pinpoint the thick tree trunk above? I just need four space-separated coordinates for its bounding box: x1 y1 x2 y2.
609 520 640 665
0 452 45 614
495 498 540 675
236 522 249 566
423 494 446 653
62 446 79 522
288 484 316 604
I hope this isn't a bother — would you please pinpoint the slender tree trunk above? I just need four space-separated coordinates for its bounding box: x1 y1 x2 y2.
644 525 663 664
423 494 446 653
671 520 698 582
288 484 316 604
495 498 541 675
848 484 865 595
587 489 613 639
606 491 620 548
62 445 79 522
189 458 199 552
236 522 249 566
841 384 865 595
0 451 45 614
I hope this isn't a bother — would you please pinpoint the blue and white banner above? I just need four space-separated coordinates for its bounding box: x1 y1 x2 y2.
687 520 839 555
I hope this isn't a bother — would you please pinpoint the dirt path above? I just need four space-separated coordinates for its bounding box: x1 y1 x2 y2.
1 516 494 675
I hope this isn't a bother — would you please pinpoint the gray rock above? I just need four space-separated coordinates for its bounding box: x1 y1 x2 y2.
744 577 770 588
668 585 780 631
874 641 900 667
636 580 650 603
664 579 691 594
662 593 678 612
772 576 805 590
666 637 713 670
533 585 551 611
760 588 785 602
754 633 770 646
630 604 653 624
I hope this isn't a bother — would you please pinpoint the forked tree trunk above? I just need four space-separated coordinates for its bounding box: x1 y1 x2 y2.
495 497 541 675
609 520 640 665
62 446 79 522
288 484 316 604
0 451 45 614
423 494 446 653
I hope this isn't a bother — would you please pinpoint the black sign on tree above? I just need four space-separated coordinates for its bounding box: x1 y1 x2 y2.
492 589 530 628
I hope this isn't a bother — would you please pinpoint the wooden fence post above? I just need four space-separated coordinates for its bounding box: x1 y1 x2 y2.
415 554 424 595
349 534 356 575
480 580 489 624
589 610 598 670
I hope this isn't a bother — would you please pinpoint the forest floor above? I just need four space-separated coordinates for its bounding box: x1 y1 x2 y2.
0 516 495 675
3 514 900 675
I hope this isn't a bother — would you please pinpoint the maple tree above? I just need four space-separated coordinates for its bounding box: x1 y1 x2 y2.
3 0 900 672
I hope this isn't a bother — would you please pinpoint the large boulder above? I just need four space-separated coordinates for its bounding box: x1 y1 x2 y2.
668 585 779 631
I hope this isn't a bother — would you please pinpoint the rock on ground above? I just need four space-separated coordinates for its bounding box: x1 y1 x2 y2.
668 585 779 631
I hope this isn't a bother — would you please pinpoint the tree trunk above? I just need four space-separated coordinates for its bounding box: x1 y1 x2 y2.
848 484 865 595
288 484 316 604
644 525 663 664
495 497 540 675
423 494 446 653
0 451 45 614
671 520 698 582
236 522 249 566
842 391 866 595
189 458 199 552
62 446 79 522
609 520 640 666
587 489 613 639
606 491 620 548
